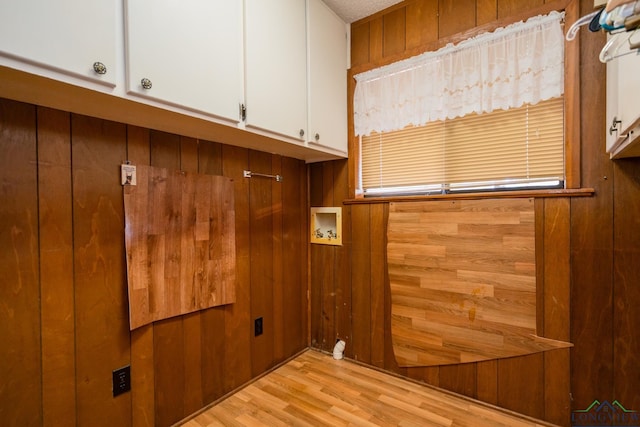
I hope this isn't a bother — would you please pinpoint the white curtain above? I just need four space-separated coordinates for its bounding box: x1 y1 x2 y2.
353 11 565 136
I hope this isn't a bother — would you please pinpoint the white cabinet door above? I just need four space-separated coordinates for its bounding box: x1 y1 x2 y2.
0 0 117 87
125 0 243 123
244 0 308 141
606 44 640 157
307 0 348 154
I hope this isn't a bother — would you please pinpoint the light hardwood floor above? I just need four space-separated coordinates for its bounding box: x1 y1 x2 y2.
178 350 558 427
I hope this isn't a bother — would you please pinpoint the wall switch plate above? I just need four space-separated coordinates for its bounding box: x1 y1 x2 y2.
121 164 137 186
112 365 131 397
254 317 263 336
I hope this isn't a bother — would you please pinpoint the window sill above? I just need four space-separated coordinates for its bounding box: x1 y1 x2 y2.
343 187 595 205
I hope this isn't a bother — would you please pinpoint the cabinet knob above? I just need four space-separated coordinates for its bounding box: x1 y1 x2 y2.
315 133 320 141
141 78 153 90
92 62 107 75
299 129 305 138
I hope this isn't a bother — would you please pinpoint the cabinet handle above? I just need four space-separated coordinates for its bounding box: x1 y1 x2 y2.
92 62 107 75
141 78 153 90
610 116 622 135
299 129 305 138
315 133 320 141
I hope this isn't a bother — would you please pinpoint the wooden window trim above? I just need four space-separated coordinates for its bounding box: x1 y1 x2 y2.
347 0 581 199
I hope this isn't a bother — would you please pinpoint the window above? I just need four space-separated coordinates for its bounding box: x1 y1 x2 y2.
360 98 565 196
353 11 567 197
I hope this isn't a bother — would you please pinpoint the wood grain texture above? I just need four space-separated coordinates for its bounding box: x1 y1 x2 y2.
406 0 439 50
388 199 572 367
613 159 640 410
181 350 558 427
221 144 253 393
351 204 372 363
350 22 370 67
281 156 308 357
0 99 41 426
1 98 309 427
37 106 76 427
123 164 236 329
71 114 131 425
570 0 614 410
249 149 275 376
539 198 571 425
438 0 476 38
383 7 406 57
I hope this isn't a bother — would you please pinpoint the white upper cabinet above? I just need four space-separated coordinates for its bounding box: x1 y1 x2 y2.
606 44 640 158
307 0 348 153
244 0 308 141
125 0 243 122
0 0 117 87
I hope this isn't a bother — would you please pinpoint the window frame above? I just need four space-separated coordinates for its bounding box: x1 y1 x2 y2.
346 0 581 201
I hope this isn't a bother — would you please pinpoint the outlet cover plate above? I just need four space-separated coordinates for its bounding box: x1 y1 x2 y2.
112 365 131 397
255 317 263 336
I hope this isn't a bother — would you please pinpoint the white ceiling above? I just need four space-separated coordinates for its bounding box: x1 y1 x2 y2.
322 0 404 23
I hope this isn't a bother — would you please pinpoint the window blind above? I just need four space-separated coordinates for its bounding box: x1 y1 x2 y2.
360 97 564 195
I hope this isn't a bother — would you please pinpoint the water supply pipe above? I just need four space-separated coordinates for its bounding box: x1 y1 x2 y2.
333 339 346 360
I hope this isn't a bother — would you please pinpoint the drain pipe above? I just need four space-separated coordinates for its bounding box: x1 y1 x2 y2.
332 339 346 360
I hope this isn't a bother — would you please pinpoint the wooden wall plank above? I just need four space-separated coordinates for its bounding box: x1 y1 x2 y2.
476 360 498 404
406 366 439 387
351 204 372 363
197 139 226 405
221 144 253 392
37 106 76 427
438 0 476 39
613 159 640 410
282 156 307 356
198 139 222 176
370 204 386 368
476 0 497 25
383 7 406 58
369 17 384 64
180 136 205 418
350 22 370 68
333 161 352 354
498 354 544 418
542 198 571 425
309 162 324 348
570 2 613 410
149 131 184 427
272 155 285 363
321 163 336 351
153 318 185 425
0 99 41 426
406 0 439 50
71 114 131 426
249 149 275 376
439 364 477 398
127 125 154 427
497 0 544 19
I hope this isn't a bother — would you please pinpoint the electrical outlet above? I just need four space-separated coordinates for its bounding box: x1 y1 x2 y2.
254 317 263 336
112 365 131 397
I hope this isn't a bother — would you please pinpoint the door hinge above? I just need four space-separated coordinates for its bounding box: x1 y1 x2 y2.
240 103 246 122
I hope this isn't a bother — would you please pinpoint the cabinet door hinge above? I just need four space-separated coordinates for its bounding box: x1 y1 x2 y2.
239 103 246 122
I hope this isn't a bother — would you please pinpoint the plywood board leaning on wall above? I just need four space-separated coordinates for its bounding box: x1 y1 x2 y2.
387 198 572 367
124 164 236 330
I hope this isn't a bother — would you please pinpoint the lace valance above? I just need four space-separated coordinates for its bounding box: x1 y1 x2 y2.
353 11 565 136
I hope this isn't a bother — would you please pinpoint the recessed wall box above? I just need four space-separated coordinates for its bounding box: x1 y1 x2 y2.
310 207 342 246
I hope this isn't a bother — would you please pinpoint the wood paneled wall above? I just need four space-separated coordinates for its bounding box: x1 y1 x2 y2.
0 98 308 427
311 0 640 426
